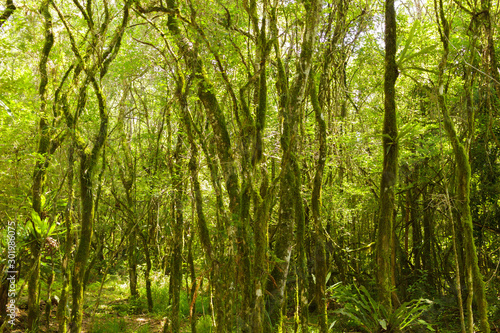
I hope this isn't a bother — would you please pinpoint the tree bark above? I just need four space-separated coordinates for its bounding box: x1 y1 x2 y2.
28 1 55 328
309 74 328 333
435 1 490 331
267 0 322 330
51 2 131 331
117 86 139 300
165 134 184 333
57 142 74 333
376 0 398 309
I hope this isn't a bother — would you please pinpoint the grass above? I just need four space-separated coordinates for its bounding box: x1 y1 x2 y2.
90 317 127 333
80 270 212 332
196 315 213 333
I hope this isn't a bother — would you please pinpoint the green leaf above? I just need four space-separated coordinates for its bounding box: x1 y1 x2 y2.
397 122 416 142
400 44 438 66
325 271 332 284
41 194 46 210
397 20 419 64
379 318 387 330
31 209 41 225
417 319 435 331
47 223 56 237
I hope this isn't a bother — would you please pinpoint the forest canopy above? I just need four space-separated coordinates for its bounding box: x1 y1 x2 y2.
0 0 499 332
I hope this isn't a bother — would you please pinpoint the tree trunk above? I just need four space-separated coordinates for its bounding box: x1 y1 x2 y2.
267 1 322 330
57 142 74 333
310 74 328 333
436 1 490 331
52 2 131 330
117 86 139 300
376 0 398 309
165 134 184 333
28 1 54 328
422 182 436 294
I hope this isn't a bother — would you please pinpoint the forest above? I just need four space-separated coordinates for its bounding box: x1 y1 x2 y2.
0 0 500 332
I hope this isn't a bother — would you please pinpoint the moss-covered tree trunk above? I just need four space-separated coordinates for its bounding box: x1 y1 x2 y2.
309 74 328 333
57 141 74 333
435 1 489 331
28 2 54 328
139 1 245 329
165 134 184 333
267 1 322 330
52 2 131 330
422 182 436 293
69 78 109 333
376 0 398 309
116 87 139 300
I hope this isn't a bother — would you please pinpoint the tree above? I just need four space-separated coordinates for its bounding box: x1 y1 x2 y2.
435 0 489 331
51 1 132 331
2 0 499 331
376 0 398 310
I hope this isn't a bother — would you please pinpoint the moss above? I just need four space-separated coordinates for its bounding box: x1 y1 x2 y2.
376 0 398 310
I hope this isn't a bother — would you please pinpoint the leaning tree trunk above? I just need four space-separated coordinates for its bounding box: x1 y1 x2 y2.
376 0 398 310
70 78 109 333
143 1 243 330
52 1 131 331
435 1 489 332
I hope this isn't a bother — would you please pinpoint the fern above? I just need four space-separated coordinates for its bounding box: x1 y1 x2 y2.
330 283 434 332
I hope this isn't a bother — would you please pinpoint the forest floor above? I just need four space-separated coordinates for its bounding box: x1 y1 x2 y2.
6 271 211 333
8 290 164 333
5 271 500 332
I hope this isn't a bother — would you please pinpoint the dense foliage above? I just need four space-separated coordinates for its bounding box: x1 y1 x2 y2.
1 0 499 332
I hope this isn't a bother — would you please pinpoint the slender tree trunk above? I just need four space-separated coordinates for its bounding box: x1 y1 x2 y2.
435 1 490 331
267 1 322 330
444 186 467 333
142 232 153 312
58 142 74 333
71 151 99 333
411 166 422 271
187 227 197 333
53 1 131 330
165 134 184 333
376 0 398 309
68 77 115 333
117 86 139 300
422 182 436 293
160 2 245 329
310 75 328 333
28 1 54 328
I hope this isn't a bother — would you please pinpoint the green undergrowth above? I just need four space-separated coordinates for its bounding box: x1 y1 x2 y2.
83 270 212 332
17 268 500 332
